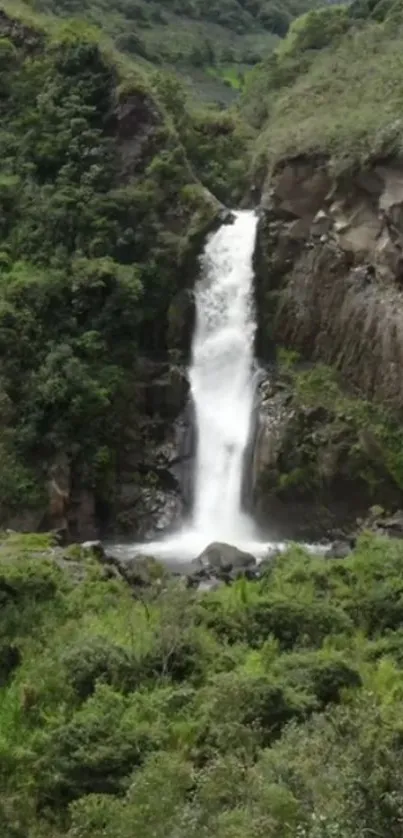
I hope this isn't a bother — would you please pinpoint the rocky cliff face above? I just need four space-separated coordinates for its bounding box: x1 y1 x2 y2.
253 156 403 536
255 157 403 407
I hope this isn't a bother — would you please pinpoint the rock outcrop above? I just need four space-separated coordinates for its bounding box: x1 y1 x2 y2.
252 156 403 536
255 157 403 410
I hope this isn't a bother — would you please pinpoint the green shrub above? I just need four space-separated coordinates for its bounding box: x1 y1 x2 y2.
62 637 136 700
36 684 164 809
200 594 352 649
272 650 362 708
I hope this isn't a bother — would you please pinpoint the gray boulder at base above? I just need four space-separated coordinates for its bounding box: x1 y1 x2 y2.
377 512 403 539
325 540 353 560
192 542 256 574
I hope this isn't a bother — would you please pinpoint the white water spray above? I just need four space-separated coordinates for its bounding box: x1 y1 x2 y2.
111 211 285 562
189 210 258 542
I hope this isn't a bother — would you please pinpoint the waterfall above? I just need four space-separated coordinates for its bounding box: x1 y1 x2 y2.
111 210 274 562
189 210 258 542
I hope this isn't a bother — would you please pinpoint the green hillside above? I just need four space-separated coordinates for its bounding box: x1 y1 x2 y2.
24 0 322 102
0 0 250 528
242 0 403 170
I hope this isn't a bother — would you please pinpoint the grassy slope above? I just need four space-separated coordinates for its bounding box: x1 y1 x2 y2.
3 532 403 836
246 6 403 170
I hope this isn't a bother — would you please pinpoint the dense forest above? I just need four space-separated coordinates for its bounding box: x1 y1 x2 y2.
3 0 403 835
0 1 250 535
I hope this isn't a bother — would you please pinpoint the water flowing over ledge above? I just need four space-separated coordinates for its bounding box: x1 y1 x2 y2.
190 210 258 543
114 211 283 562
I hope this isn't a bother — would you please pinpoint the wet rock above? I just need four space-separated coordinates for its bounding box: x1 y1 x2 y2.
115 485 182 541
250 367 403 542
374 511 403 539
69 487 98 542
192 542 257 577
145 366 189 421
325 540 353 560
167 288 195 354
256 157 403 414
81 540 106 561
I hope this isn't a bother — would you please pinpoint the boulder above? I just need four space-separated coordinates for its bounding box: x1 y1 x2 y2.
81 540 106 561
123 556 168 587
325 540 353 560
192 542 257 577
375 511 403 539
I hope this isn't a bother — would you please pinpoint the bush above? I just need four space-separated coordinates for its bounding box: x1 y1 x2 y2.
62 637 136 700
272 651 362 709
193 670 309 759
200 594 352 649
36 684 163 808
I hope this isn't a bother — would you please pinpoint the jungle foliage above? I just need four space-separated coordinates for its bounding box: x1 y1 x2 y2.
0 6 247 520
2 531 403 837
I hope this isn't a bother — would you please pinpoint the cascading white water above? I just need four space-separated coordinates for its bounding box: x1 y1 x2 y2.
189 210 258 542
111 210 281 562
108 211 324 563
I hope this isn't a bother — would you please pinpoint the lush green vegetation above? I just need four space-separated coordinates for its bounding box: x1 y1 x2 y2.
3 531 403 836
2 3 403 836
0 3 249 524
270 359 403 503
21 0 322 103
243 0 403 169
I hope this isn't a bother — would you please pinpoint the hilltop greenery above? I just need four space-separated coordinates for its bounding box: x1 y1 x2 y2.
242 0 403 169
2 531 403 836
22 0 322 102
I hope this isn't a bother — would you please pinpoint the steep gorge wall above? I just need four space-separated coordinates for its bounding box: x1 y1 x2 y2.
255 156 403 408
252 156 403 537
